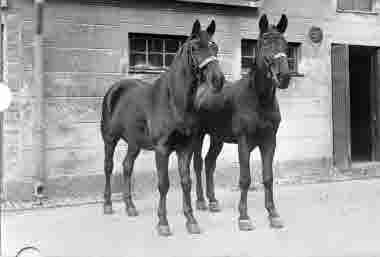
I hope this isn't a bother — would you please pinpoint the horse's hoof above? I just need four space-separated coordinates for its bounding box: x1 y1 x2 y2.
186 222 201 234
126 207 139 217
157 225 172 237
103 204 113 215
269 216 284 229
238 219 254 231
209 201 221 212
196 200 208 211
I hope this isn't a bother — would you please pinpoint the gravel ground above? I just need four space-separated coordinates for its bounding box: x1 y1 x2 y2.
2 179 380 257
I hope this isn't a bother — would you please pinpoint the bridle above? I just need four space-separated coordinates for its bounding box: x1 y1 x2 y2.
184 38 220 89
188 39 219 72
256 32 288 86
169 38 220 114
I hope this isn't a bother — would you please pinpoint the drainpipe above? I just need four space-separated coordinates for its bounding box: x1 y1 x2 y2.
1 7 12 203
32 0 46 203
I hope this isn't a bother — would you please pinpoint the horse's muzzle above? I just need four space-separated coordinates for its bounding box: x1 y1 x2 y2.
278 73 290 89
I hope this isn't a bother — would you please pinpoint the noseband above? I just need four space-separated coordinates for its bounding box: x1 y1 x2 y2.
198 56 218 69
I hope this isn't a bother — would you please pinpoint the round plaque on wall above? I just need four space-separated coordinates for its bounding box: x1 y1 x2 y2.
308 26 323 44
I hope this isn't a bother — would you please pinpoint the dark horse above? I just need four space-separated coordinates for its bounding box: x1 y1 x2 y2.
192 14 291 230
100 20 225 236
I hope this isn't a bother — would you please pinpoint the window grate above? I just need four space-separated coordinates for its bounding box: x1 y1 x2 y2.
129 33 187 73
338 0 373 12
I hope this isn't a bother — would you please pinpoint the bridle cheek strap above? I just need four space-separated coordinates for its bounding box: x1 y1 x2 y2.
198 56 218 69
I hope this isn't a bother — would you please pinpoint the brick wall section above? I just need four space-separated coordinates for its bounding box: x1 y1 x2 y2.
3 0 380 199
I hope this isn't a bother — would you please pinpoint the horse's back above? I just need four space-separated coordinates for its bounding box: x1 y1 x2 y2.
102 78 152 136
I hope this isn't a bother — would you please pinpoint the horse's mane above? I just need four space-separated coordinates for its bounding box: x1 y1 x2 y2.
160 36 196 122
169 36 193 70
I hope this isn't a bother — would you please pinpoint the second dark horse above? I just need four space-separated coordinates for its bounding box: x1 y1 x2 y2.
101 20 225 236
192 14 291 230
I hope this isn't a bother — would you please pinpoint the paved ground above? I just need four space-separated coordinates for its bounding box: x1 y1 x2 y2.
2 179 380 257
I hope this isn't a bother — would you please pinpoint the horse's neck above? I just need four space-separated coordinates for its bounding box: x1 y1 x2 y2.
253 68 277 108
158 64 195 121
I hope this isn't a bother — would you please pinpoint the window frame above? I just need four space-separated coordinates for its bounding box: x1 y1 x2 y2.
128 33 187 74
337 0 377 14
241 39 303 77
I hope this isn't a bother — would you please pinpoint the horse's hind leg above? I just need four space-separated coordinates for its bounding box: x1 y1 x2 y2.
204 136 223 212
193 133 207 211
103 138 118 214
259 137 284 229
122 144 140 216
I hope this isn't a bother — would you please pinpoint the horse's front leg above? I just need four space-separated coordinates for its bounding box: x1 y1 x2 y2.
204 135 223 212
193 133 207 211
155 147 172 236
122 144 140 216
259 137 284 228
237 134 254 231
177 143 201 234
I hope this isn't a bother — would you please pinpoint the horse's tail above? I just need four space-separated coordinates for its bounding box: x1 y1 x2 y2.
100 81 126 135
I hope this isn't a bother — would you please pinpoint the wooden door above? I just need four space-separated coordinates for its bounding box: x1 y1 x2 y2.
0 23 4 200
331 44 351 169
372 48 380 161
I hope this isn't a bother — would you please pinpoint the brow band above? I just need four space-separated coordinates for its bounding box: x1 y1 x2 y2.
199 56 218 69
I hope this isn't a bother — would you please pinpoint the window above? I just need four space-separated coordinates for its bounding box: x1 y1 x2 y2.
241 39 257 74
129 33 187 73
337 0 373 12
287 42 301 74
241 39 301 75
175 0 262 8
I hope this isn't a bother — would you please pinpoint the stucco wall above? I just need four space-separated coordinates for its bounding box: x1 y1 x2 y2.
2 0 380 199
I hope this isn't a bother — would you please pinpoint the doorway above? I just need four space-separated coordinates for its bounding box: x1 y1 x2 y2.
332 44 380 168
349 45 374 162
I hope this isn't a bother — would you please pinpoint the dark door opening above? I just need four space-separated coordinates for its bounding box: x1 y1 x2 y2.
349 46 374 162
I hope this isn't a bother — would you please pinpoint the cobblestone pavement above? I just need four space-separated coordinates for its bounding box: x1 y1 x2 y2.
2 179 380 257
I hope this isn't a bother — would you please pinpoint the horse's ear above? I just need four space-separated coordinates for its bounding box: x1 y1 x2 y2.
206 20 216 36
191 19 201 37
276 14 288 33
259 14 269 34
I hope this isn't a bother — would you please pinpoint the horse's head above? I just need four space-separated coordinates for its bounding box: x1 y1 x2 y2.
186 20 225 110
256 14 290 90
168 19 225 115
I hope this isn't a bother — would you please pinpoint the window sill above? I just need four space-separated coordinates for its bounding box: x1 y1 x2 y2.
290 72 305 77
336 9 378 15
129 68 168 74
240 72 305 78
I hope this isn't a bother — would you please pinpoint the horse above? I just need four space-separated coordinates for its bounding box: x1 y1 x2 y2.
192 14 291 230
100 19 225 236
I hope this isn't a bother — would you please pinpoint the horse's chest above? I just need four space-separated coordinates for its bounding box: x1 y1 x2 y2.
232 109 280 135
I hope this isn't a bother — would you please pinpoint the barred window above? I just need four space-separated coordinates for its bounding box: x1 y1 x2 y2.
338 0 373 12
129 33 187 73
